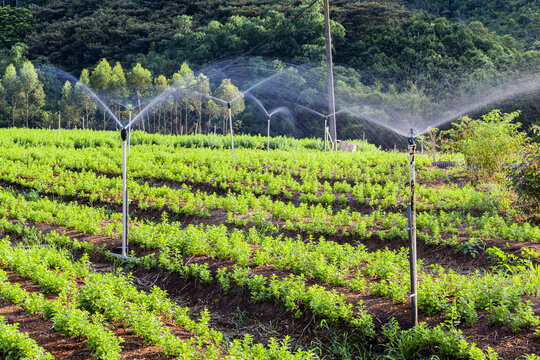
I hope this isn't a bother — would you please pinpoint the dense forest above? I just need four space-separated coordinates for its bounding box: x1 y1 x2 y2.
0 0 538 141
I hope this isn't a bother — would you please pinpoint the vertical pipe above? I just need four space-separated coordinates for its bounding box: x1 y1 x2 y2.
323 0 337 149
228 102 235 160
362 131 365 152
58 112 61 134
128 110 132 156
267 115 271 152
121 128 129 259
408 131 418 327
324 117 328 152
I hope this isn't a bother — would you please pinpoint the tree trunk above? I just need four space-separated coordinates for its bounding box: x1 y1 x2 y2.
138 93 145 132
11 99 17 127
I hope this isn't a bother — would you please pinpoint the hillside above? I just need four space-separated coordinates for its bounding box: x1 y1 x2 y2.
0 0 538 139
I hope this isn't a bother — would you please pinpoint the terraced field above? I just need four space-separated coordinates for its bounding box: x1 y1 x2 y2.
0 128 537 359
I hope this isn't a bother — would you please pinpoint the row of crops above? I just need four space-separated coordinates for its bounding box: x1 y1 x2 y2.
0 129 537 359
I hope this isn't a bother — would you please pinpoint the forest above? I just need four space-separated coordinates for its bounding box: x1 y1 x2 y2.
0 0 538 140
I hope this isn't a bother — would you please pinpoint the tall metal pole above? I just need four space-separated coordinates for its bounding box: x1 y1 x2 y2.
228 102 235 160
58 111 61 134
408 129 418 327
362 131 365 152
128 109 132 156
120 128 129 259
267 115 271 152
324 116 328 152
323 0 337 150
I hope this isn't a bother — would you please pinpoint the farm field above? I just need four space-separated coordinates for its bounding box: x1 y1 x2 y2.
0 128 538 360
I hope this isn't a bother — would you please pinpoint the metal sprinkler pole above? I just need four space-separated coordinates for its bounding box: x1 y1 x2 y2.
121 127 129 259
58 111 61 134
267 115 271 152
324 116 328 152
408 129 418 327
228 102 235 160
362 131 365 152
128 109 132 156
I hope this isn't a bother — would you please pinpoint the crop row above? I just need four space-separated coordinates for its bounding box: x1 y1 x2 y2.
0 184 538 343
0 238 316 360
0 155 536 247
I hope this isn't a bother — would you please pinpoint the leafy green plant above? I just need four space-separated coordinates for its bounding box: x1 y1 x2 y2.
442 110 527 176
455 238 486 258
506 143 540 209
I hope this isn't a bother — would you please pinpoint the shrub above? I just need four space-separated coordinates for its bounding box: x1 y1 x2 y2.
442 110 527 176
506 143 540 208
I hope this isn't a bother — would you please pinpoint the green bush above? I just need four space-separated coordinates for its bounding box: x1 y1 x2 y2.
442 110 527 176
506 143 540 208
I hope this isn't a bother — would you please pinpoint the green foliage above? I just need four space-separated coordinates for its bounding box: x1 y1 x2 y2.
407 0 540 49
0 6 35 49
506 142 540 208
455 238 486 259
0 316 53 359
442 110 528 176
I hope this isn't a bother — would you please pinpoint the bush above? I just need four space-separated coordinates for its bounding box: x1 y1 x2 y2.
441 110 527 176
506 141 540 209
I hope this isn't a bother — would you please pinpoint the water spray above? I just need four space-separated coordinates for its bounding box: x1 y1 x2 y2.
407 128 418 327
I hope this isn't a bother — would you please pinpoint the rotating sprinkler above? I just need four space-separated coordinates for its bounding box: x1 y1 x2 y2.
108 127 136 262
407 128 418 326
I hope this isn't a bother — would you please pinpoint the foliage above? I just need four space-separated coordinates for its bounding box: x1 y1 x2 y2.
506 141 540 208
0 6 34 49
442 110 528 176
407 0 540 49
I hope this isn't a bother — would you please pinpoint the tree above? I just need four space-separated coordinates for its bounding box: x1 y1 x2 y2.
59 81 80 128
0 6 34 49
214 79 245 134
75 68 97 130
90 58 112 130
205 99 221 134
170 63 194 135
109 62 127 98
127 63 152 131
192 73 210 134
153 74 168 133
18 60 44 127
2 63 21 127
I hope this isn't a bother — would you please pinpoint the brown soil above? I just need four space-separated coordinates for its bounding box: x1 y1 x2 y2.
4 218 539 359
0 269 174 359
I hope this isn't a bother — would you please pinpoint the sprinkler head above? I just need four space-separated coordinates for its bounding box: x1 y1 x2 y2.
227 102 231 109
120 127 128 141
408 128 415 145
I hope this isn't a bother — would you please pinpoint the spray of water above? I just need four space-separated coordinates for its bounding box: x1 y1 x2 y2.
39 66 123 128
269 107 291 118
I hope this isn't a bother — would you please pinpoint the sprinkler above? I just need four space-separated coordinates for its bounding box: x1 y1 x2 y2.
107 127 137 263
407 128 418 326
120 127 129 259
